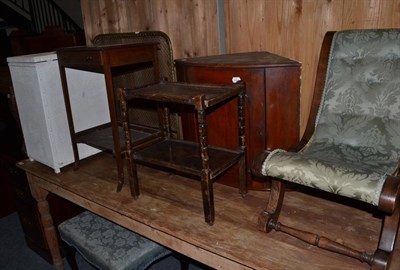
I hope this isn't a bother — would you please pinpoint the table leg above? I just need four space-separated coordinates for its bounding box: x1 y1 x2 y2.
238 91 248 196
103 68 124 191
26 174 64 270
118 88 140 199
196 101 214 225
59 66 80 169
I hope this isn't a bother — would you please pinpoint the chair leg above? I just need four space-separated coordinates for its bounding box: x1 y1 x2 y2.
371 175 400 269
258 179 285 232
257 174 400 269
61 241 79 270
371 198 400 269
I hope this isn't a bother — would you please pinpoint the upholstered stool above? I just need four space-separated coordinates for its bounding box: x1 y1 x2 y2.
58 211 186 270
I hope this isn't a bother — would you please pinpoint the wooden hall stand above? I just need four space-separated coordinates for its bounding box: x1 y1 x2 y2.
57 43 161 195
17 154 400 270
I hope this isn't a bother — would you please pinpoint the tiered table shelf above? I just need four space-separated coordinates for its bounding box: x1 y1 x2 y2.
120 81 247 224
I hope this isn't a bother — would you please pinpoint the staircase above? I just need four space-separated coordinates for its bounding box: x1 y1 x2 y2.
0 0 82 33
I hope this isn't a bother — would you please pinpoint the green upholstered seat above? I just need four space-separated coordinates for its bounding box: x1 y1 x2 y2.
58 211 172 270
262 29 400 206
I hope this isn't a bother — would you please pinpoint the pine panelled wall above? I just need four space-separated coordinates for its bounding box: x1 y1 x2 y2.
80 0 400 134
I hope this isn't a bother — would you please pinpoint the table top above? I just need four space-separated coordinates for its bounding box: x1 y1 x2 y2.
56 42 159 69
123 81 244 109
17 153 400 270
175 51 301 68
57 42 159 52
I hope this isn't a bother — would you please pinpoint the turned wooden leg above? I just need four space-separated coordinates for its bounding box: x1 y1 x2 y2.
237 91 247 196
201 169 214 225
258 179 285 232
261 179 377 266
27 174 64 270
238 156 247 197
197 107 215 225
195 97 214 225
118 88 140 199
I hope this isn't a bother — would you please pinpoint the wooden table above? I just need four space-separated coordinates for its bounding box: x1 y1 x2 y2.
18 153 400 270
57 43 160 193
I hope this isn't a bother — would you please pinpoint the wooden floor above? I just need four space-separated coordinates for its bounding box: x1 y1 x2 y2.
18 153 400 270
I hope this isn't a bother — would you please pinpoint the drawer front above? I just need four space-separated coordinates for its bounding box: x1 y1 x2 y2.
57 51 101 67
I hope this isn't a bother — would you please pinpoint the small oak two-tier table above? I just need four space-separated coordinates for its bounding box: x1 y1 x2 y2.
118 81 247 224
57 43 162 195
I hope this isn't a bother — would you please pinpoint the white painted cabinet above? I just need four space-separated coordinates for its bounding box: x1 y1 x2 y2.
7 52 109 173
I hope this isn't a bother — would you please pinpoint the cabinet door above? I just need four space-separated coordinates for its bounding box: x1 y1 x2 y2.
176 65 267 189
264 66 300 151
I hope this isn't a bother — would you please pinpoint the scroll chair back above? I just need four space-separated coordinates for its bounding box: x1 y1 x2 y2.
93 31 179 133
252 29 400 269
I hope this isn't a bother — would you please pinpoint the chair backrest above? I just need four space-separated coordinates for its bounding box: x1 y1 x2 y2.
310 29 400 172
92 31 177 131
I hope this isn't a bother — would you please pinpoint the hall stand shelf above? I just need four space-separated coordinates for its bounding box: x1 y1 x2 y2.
118 81 247 225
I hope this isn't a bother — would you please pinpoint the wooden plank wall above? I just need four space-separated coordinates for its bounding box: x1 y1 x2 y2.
80 0 220 58
80 0 400 134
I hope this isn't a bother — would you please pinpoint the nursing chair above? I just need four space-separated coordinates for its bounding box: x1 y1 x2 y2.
252 29 400 269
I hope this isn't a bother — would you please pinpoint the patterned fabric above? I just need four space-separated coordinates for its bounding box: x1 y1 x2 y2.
58 211 171 270
262 29 400 205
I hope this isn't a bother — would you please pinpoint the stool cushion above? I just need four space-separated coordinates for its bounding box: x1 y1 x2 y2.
58 211 171 270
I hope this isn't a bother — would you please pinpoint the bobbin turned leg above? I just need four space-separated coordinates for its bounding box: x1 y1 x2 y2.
118 87 140 199
237 91 247 196
195 95 214 225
